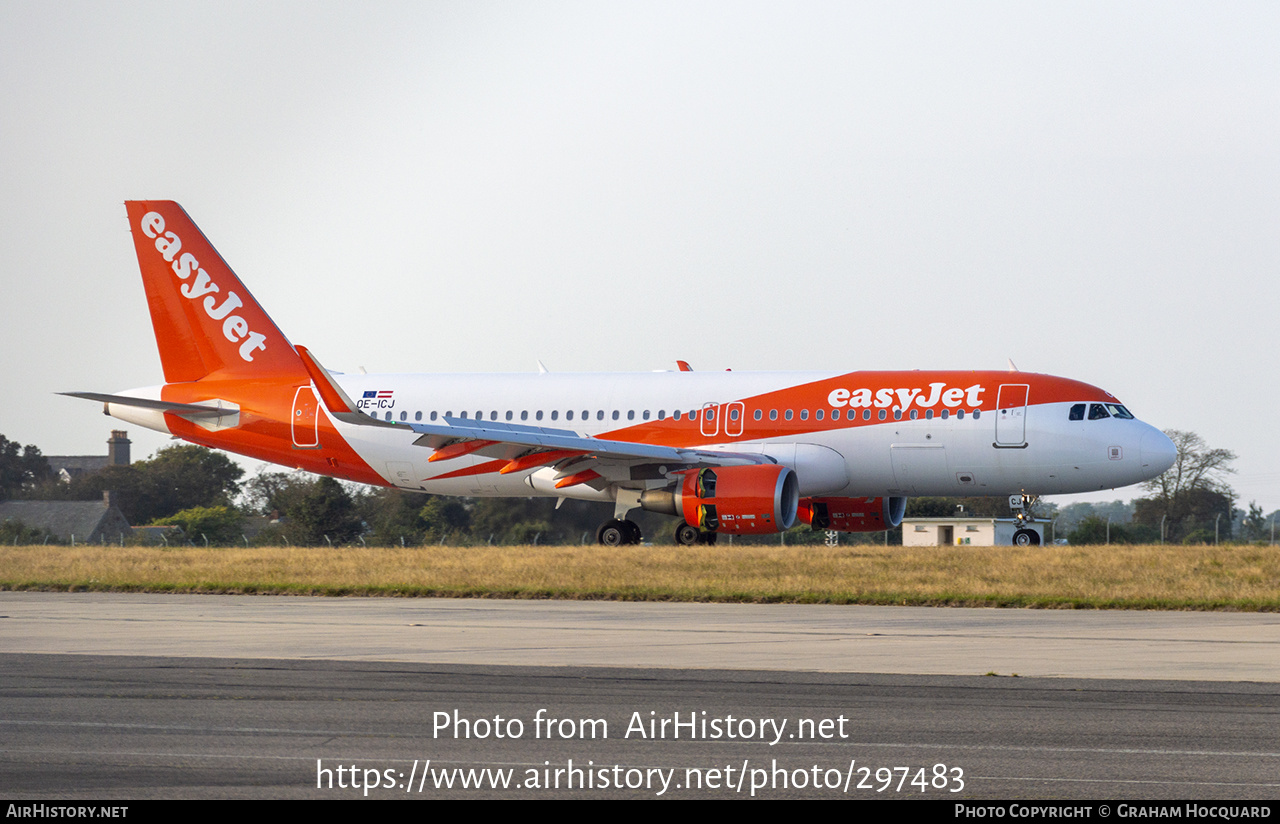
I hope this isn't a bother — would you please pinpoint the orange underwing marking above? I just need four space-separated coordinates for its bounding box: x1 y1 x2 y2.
424 458 509 481
427 439 499 463
499 449 588 475
554 469 602 489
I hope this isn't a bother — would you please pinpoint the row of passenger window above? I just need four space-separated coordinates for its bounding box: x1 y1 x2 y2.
1068 403 1135 421
388 408 686 423
752 407 979 422
372 406 983 424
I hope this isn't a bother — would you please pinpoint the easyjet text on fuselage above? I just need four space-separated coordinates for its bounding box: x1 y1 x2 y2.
826 383 986 410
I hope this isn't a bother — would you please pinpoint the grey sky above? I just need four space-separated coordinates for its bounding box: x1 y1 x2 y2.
2 1 1277 511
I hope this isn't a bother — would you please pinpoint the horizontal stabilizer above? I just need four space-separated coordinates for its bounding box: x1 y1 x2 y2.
59 392 226 418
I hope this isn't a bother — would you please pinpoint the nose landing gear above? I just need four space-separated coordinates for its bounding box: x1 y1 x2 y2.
1009 493 1043 546
1012 528 1040 546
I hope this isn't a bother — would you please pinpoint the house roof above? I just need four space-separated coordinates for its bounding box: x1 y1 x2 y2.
46 456 111 473
0 499 130 541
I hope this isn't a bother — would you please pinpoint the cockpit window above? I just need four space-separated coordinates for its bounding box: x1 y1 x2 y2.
1069 404 1085 421
1088 403 1111 420
1105 404 1134 419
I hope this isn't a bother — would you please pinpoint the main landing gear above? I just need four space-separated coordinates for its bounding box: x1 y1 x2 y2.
597 519 642 546
674 523 716 546
596 520 718 546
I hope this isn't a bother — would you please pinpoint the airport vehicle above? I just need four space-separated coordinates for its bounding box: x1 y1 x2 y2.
66 201 1178 546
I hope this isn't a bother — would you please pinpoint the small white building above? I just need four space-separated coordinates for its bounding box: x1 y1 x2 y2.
902 517 1047 547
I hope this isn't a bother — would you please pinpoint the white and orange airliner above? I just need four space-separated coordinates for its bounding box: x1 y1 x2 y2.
66 201 1178 546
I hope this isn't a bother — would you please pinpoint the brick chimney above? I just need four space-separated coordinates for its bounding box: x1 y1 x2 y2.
108 430 130 466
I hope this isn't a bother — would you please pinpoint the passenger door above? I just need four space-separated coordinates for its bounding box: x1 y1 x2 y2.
995 384 1029 447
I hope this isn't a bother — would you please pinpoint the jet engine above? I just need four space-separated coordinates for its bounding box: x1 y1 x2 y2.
640 465 799 534
797 496 907 532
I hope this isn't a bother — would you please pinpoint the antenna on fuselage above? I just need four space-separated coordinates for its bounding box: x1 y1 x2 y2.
1007 358 1020 372
537 360 549 374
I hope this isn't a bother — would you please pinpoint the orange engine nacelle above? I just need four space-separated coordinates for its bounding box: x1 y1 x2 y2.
797 496 907 532
676 465 800 535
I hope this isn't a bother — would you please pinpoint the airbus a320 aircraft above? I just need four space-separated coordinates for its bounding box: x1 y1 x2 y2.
66 202 1178 546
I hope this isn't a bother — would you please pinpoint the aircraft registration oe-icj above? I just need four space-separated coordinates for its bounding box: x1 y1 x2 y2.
65 201 1178 547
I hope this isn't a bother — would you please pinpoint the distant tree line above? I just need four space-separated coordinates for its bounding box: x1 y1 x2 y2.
1057 430 1253 544
1 429 1274 546
0 435 53 500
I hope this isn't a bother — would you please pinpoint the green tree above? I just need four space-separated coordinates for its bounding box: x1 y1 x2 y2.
417 496 472 543
155 505 244 545
1134 487 1235 543
468 498 550 544
140 445 243 517
906 496 1056 520
1240 502 1267 542
0 518 60 544
356 488 431 545
50 444 243 525
241 469 315 517
1133 430 1235 542
1066 515 1134 545
1055 501 1133 534
284 477 363 546
0 435 53 499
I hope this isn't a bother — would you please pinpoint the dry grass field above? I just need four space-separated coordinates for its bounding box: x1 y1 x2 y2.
1 542 1277 609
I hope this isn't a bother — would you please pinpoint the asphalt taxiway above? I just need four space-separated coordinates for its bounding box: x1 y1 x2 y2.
2 593 1278 799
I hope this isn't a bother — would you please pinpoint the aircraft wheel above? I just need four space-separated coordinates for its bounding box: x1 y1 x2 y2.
1013 528 1041 546
674 523 699 546
597 521 626 547
598 519 642 546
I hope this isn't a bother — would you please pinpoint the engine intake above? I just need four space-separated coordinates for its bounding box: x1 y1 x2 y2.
641 465 800 534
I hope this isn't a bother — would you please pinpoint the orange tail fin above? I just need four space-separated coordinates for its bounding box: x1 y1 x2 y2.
125 201 305 383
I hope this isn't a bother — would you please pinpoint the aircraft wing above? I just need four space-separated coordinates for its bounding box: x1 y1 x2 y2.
405 417 691 462
295 345 770 484
405 417 771 490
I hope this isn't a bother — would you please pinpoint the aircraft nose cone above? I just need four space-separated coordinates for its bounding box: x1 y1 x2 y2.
1140 428 1177 477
